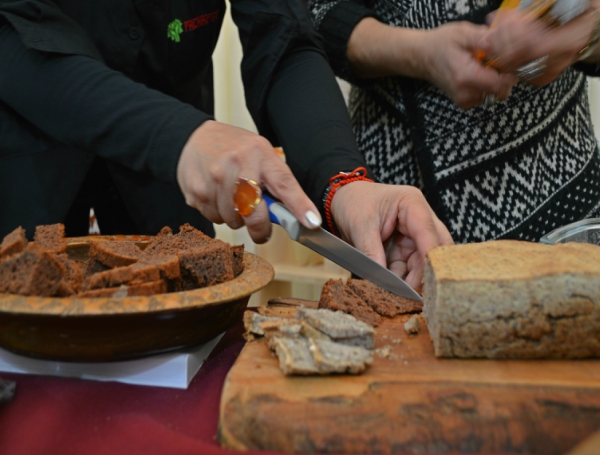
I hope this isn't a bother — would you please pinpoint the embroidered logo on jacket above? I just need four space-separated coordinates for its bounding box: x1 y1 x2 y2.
167 19 184 42
167 11 220 42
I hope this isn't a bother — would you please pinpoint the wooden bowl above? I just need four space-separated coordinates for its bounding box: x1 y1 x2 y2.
0 235 274 362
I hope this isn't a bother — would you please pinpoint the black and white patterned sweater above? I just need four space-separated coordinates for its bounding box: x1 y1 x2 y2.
308 0 600 243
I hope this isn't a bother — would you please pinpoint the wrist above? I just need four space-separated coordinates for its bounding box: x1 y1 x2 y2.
323 167 373 236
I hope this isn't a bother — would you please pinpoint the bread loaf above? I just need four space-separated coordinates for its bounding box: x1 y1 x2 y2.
423 240 600 359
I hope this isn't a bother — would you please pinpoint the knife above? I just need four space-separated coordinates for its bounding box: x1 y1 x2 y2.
264 195 423 302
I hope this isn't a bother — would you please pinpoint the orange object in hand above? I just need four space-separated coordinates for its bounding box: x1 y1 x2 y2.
476 0 564 66
233 178 262 217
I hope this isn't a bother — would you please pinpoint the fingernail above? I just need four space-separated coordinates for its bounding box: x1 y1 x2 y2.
305 210 322 228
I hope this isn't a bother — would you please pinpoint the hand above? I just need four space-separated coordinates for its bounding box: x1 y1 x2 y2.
477 7 598 87
176 120 321 243
347 18 518 109
419 21 519 108
330 181 454 291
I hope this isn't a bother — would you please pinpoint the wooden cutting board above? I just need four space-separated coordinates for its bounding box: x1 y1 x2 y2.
218 303 600 454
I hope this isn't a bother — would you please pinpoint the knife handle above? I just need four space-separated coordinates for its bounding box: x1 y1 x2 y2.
263 195 301 240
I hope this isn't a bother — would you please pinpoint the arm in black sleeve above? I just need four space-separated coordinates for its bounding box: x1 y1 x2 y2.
266 48 372 220
306 0 376 84
0 23 211 184
229 0 372 218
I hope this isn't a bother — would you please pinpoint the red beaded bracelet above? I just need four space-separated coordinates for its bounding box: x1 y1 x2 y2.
323 167 373 237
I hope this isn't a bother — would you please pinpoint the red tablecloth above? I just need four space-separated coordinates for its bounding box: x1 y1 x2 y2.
0 322 512 455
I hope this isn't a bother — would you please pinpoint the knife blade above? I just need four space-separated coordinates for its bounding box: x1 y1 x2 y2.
264 195 422 302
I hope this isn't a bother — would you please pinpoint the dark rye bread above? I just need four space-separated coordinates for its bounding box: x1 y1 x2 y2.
80 262 161 291
54 253 85 296
347 278 422 317
142 224 243 284
231 244 245 277
85 258 110 277
0 223 239 298
179 222 213 242
138 254 182 292
77 280 167 298
143 223 212 257
89 240 142 268
0 244 65 296
0 226 28 259
423 240 600 359
319 279 381 327
33 223 67 254
180 241 234 290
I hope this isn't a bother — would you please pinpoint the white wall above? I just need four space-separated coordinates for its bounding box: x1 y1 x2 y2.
213 3 256 132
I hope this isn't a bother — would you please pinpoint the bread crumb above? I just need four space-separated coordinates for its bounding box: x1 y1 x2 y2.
404 315 420 335
375 345 392 358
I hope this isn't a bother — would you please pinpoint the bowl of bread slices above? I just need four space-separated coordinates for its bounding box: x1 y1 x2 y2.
0 223 274 362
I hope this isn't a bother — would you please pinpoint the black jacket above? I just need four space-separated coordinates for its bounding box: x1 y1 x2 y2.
0 0 368 237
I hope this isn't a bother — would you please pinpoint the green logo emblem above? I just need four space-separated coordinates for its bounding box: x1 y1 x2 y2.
167 19 183 42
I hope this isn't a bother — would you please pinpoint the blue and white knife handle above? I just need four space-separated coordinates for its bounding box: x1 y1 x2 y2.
264 195 301 241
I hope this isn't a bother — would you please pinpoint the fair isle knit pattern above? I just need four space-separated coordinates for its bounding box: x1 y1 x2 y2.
310 0 600 243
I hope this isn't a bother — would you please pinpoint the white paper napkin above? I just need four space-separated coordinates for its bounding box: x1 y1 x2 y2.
0 333 224 389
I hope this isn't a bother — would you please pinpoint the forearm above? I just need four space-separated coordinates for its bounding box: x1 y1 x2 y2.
347 17 429 79
0 23 210 184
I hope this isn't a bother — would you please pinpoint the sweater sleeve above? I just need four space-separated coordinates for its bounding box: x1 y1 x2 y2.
307 0 376 84
573 61 600 77
0 22 211 185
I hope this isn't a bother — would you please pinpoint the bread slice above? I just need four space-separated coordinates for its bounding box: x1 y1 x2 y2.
347 278 422 316
308 338 373 374
296 307 376 349
423 240 600 359
79 262 161 292
33 223 67 254
0 226 28 259
231 244 245 277
268 335 320 375
0 244 65 296
142 223 212 257
138 254 182 292
84 258 110 277
89 239 142 268
245 308 375 375
54 253 85 296
77 279 167 298
319 279 381 327
244 310 335 341
267 333 372 375
244 311 300 337
179 242 234 290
